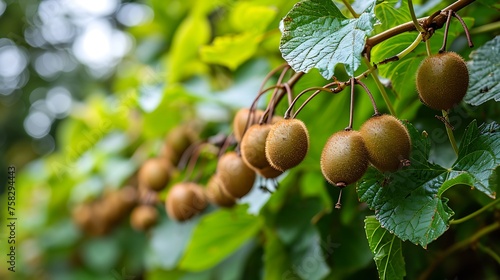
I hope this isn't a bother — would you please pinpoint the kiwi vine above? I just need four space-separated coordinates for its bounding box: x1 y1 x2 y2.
65 0 500 279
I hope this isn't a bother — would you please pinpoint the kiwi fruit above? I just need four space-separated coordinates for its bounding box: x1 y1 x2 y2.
161 124 198 165
99 186 138 224
72 203 110 236
360 114 411 172
206 175 236 207
256 165 283 179
166 182 208 221
233 108 265 142
138 158 172 191
130 205 159 231
241 124 273 170
217 151 256 198
320 130 369 187
416 52 469 110
265 118 309 171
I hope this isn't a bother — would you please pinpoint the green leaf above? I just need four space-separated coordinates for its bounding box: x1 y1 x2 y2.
357 122 452 248
229 2 278 33
365 216 406 280
451 121 500 198
263 229 291 280
279 0 378 78
373 0 411 34
146 218 199 269
358 120 500 247
465 36 500 106
179 205 263 271
167 13 211 82
200 33 262 70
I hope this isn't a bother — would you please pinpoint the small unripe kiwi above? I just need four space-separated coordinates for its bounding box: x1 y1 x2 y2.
166 182 208 221
321 130 369 187
206 175 236 208
233 108 265 142
265 118 309 171
138 158 172 191
217 151 256 198
130 205 159 231
241 124 273 170
416 52 469 110
360 114 411 172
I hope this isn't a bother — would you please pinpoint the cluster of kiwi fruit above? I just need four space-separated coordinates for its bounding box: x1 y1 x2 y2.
416 51 469 111
72 186 138 236
235 106 411 190
321 115 411 188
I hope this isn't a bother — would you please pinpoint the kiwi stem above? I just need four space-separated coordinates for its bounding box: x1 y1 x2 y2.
439 10 453 53
477 242 500 265
217 135 234 159
452 11 474 48
241 84 281 141
347 78 355 130
335 189 343 209
362 58 396 116
450 198 500 225
425 39 432 56
442 110 459 155
364 0 476 55
184 142 207 182
355 79 380 116
409 0 425 33
262 66 291 124
341 0 359 18
288 83 343 119
354 64 377 80
378 33 423 65
418 221 500 280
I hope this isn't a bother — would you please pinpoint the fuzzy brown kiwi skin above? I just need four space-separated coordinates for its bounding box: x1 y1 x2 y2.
241 124 273 170
360 114 411 172
217 152 256 198
138 158 172 191
130 205 159 231
320 130 369 187
206 175 236 208
233 108 265 142
256 165 283 179
166 182 208 222
265 118 309 172
416 52 469 111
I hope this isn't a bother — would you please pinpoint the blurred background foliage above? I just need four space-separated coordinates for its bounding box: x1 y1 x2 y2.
0 0 499 279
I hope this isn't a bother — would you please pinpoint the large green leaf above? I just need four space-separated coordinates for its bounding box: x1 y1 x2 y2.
200 33 262 70
178 205 263 271
373 0 411 34
451 121 500 198
358 121 500 248
365 216 406 280
279 0 378 78
465 36 500 106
